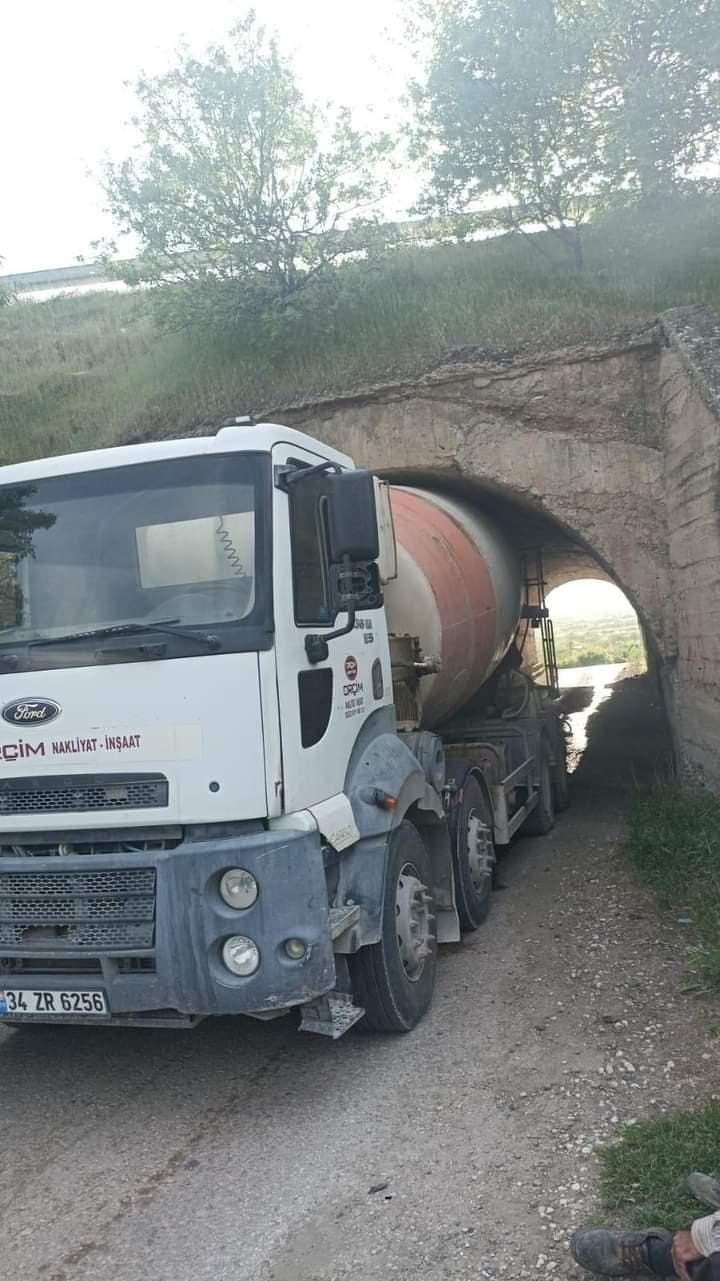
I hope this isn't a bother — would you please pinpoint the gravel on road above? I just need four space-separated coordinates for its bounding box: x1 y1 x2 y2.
0 678 711 1281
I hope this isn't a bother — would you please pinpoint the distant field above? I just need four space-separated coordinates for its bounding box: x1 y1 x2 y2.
553 612 645 669
1 199 719 464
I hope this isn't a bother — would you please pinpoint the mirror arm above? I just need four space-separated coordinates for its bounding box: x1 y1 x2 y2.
274 461 340 491
305 601 356 665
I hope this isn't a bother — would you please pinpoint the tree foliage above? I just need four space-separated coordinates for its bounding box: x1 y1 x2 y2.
0 256 12 306
411 1 600 263
591 0 720 200
102 15 393 334
411 0 720 261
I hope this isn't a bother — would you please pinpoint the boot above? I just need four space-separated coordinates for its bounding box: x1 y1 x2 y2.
689 1173 720 1212
571 1226 676 1276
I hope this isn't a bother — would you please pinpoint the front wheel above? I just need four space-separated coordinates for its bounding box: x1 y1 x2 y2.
349 821 437 1033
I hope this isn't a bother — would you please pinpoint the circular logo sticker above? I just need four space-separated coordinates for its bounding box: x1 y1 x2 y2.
344 656 358 681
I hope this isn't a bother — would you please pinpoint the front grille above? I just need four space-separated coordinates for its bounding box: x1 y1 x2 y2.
1 956 103 976
0 824 183 858
0 868 156 949
0 923 153 947
0 955 155 975
0 774 168 816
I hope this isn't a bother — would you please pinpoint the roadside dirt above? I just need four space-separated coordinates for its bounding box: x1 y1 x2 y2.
0 672 715 1281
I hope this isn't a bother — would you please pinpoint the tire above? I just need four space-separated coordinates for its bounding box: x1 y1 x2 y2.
451 774 496 931
523 738 556 836
349 821 438 1033
551 724 570 812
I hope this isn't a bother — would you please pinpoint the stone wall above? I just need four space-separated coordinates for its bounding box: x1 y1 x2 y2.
660 308 720 784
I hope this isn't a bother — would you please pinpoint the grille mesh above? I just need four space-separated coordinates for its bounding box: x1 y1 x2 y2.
0 921 154 947
0 775 168 815
2 896 155 922
0 868 156 949
0 868 155 898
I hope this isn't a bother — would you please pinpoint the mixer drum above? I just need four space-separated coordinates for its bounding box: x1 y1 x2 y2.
384 488 523 727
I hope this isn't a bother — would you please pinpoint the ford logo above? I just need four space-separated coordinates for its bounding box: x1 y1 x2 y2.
1 699 61 727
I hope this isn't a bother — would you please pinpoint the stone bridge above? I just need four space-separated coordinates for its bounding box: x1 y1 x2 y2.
276 306 720 787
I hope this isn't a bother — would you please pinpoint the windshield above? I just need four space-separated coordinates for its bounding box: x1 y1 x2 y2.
0 452 272 665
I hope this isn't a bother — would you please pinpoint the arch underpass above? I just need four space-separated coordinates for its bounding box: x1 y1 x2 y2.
276 305 720 787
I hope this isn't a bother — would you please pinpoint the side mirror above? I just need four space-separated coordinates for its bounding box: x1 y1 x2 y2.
302 470 380 665
325 470 379 564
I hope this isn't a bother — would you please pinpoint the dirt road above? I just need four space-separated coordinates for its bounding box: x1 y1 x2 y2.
1 677 712 1281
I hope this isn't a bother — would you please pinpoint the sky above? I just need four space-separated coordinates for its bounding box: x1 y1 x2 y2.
548 580 636 620
1 0 413 275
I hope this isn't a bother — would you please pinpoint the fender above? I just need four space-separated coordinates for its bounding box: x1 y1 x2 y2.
334 710 460 950
345 709 444 837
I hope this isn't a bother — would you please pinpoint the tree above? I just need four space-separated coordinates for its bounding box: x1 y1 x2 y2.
591 0 720 201
410 0 602 266
102 15 393 334
411 0 720 263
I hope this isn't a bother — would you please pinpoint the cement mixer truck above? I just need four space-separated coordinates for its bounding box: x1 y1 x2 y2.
0 421 567 1036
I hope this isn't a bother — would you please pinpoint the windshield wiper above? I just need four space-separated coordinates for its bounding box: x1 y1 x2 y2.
27 621 221 652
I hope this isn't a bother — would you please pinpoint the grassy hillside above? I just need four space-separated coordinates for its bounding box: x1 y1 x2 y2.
2 201 719 464
555 612 646 669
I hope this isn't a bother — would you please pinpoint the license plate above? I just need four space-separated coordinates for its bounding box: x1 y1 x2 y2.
0 989 108 1017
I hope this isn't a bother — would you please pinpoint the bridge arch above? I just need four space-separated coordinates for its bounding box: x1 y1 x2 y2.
280 333 669 667
272 306 720 782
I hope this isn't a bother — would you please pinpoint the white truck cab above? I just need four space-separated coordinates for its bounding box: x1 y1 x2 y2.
0 421 566 1036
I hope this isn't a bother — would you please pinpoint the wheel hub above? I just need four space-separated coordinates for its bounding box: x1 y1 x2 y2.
466 810 495 892
395 862 434 983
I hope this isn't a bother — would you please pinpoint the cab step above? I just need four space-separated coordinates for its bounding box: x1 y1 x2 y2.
300 992 365 1038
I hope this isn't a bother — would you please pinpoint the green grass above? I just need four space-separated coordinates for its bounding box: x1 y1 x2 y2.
555 613 646 669
2 197 720 464
600 1104 720 1230
628 786 720 994
597 785 720 1230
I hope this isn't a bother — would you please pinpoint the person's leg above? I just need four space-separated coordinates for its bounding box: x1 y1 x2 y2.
645 1233 677 1276
572 1233 720 1280
689 1254 720 1280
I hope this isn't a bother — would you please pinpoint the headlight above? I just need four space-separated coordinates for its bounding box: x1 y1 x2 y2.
222 935 260 977
284 938 307 960
219 868 258 910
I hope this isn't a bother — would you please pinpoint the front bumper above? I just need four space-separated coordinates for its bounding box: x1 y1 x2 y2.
0 829 337 1022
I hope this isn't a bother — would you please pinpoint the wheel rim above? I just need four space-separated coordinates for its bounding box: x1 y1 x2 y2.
466 809 494 893
395 862 433 983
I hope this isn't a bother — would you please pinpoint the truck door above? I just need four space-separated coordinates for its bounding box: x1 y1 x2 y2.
272 441 392 816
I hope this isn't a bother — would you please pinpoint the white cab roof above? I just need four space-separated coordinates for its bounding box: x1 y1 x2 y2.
0 422 354 484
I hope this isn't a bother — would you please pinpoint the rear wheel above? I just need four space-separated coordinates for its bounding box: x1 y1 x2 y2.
349 821 437 1033
551 724 570 812
452 775 496 931
523 738 556 836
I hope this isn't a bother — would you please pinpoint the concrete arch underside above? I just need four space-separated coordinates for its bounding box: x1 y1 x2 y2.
276 307 720 786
